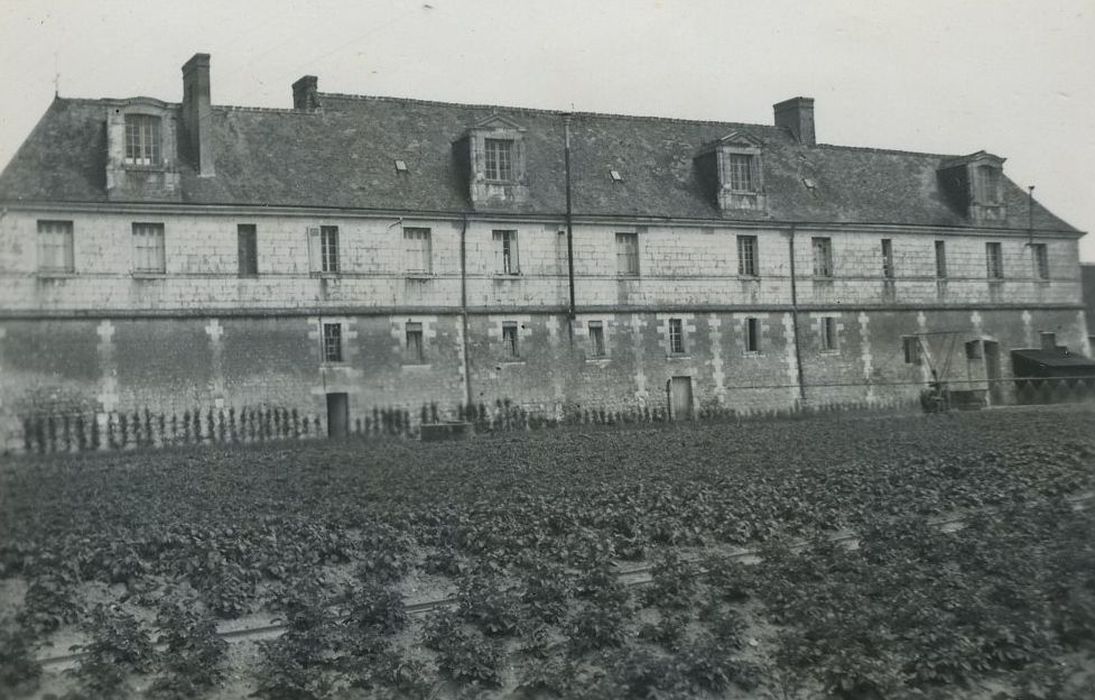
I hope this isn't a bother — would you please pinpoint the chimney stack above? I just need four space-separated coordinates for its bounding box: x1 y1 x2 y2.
293 75 319 110
773 97 815 146
181 53 215 176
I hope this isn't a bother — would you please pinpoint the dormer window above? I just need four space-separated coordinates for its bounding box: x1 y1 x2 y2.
124 114 162 166
458 114 529 207
485 139 514 181
695 130 766 213
937 151 1006 223
975 164 1000 204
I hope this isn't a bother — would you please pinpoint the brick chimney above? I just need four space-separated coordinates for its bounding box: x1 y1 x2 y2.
293 75 319 110
774 97 815 146
181 53 215 176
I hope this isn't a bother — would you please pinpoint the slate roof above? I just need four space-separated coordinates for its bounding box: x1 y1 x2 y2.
0 93 1080 233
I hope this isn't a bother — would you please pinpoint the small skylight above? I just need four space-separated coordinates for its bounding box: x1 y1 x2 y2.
802 177 816 189
609 169 623 183
394 159 408 173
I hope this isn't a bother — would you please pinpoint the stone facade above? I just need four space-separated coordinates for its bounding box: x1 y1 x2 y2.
0 54 1089 450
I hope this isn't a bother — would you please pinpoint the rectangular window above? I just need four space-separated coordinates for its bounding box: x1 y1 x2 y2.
124 114 162 166
744 317 760 353
322 323 343 362
903 336 922 365
985 242 1004 279
405 322 424 362
965 340 982 360
615 232 639 276
1032 243 1049 280
737 235 758 277
976 165 1000 203
37 220 74 273
485 138 513 181
493 230 520 275
502 321 519 358
728 154 754 191
934 240 947 279
812 237 833 277
238 224 257 276
132 222 165 273
881 239 894 278
588 321 606 357
820 317 838 352
320 226 339 273
668 318 685 355
404 227 432 274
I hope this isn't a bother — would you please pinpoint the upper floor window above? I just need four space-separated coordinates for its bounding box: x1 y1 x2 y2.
132 222 165 273
404 227 432 274
308 226 340 274
668 318 686 355
37 220 74 273
124 114 162 166
812 237 833 277
238 224 258 276
1031 243 1049 280
881 239 894 278
615 233 639 276
493 230 520 275
737 235 758 277
485 139 514 181
985 242 1004 279
934 240 947 279
728 154 755 191
975 164 1001 204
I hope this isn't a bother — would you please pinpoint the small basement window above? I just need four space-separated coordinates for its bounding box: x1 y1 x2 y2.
406 322 424 362
820 317 838 352
668 318 685 355
745 317 760 353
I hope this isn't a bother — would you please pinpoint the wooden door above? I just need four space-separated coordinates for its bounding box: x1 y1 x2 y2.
326 392 349 437
670 376 693 420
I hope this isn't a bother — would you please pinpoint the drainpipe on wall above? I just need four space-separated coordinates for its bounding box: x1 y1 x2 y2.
563 113 576 340
459 211 473 409
788 224 807 402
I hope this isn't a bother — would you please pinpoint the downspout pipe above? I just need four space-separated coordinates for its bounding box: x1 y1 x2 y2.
564 114 576 336
459 211 473 408
788 224 807 402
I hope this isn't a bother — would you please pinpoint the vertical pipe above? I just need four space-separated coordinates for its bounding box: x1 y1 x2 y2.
788 224 807 401
459 212 472 408
564 114 576 335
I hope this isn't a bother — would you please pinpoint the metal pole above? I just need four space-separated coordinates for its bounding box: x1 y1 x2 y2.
788 224 806 402
564 114 576 331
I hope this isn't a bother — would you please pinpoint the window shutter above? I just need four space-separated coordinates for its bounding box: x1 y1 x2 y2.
307 227 321 273
510 232 520 274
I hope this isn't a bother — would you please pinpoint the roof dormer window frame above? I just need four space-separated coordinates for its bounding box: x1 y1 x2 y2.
470 115 527 186
115 98 174 171
699 130 767 212
462 113 530 206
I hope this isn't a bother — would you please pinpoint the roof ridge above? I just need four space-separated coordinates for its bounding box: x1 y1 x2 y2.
814 142 955 159
316 92 780 131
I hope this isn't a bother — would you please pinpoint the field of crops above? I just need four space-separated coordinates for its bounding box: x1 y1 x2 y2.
1 406 1094 699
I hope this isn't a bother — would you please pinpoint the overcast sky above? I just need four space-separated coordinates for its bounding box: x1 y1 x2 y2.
1 0 1092 260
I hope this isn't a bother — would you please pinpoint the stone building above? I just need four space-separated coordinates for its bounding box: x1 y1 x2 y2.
0 53 1089 448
